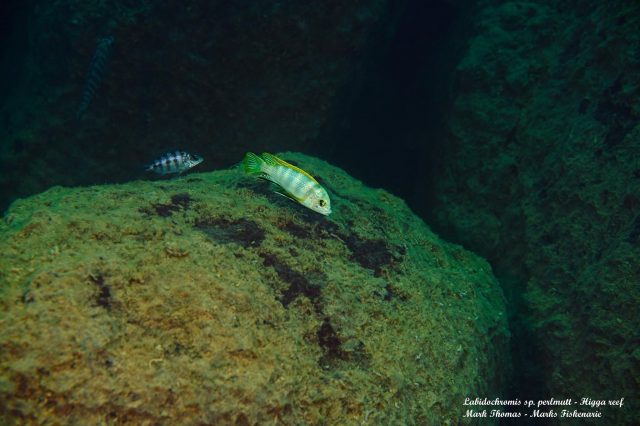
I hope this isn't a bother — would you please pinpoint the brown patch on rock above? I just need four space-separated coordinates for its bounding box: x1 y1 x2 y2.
195 217 265 248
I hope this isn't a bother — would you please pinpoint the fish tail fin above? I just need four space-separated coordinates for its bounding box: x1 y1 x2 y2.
243 152 264 175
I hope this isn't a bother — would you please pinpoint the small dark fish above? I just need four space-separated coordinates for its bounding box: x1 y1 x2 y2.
146 151 204 175
77 36 114 119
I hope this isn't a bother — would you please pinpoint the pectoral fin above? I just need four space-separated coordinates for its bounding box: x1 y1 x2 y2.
274 189 302 203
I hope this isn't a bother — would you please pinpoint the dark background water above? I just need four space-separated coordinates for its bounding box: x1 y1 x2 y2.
1 0 462 218
1 0 638 423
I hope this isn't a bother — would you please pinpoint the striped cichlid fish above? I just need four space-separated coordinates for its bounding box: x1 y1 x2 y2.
145 151 203 175
77 36 115 119
243 152 332 215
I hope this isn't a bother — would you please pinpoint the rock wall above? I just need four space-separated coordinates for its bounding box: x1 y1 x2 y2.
0 153 509 424
432 1 640 422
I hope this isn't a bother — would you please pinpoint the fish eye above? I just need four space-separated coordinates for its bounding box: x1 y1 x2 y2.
319 199 326 207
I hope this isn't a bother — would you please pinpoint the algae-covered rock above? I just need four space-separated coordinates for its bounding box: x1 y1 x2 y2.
0 153 508 425
431 1 640 421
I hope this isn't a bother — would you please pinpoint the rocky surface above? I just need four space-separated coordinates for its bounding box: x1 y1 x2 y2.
431 1 640 422
0 153 508 425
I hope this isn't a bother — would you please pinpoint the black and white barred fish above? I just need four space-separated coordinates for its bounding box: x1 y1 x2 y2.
77 36 115 119
145 151 203 175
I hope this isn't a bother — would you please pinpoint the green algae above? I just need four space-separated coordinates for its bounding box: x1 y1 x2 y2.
431 2 640 421
0 153 508 425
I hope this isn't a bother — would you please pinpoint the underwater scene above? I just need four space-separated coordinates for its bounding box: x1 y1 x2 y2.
0 0 638 425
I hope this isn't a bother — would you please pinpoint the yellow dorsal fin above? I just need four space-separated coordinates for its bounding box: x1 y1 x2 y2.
260 153 318 183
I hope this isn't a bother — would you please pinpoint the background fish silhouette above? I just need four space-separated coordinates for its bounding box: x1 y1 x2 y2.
77 36 114 119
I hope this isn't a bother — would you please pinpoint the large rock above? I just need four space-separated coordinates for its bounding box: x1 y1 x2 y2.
0 153 508 424
432 1 640 422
